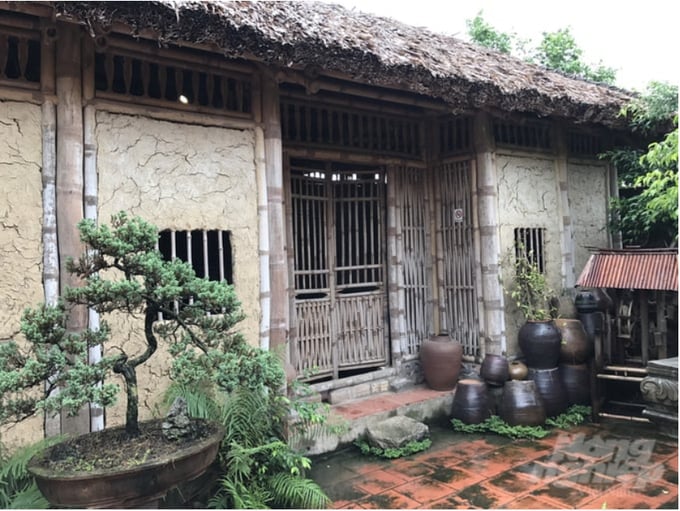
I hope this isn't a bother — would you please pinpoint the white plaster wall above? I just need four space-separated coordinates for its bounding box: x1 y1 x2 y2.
95 111 259 426
568 162 610 277
496 154 561 356
0 101 45 450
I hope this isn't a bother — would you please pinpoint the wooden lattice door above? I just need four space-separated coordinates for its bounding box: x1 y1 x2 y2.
289 159 388 380
436 160 480 358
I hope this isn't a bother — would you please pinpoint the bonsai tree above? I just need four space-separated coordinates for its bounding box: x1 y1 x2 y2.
0 212 248 437
507 244 558 321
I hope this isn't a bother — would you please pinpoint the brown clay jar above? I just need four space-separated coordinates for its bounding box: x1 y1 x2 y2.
420 336 463 390
508 360 529 380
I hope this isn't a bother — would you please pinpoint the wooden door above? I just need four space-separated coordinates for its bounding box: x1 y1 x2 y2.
289 159 388 380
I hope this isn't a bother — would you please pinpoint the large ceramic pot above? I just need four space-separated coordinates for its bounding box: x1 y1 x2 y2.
451 378 492 424
555 318 592 364
528 367 568 417
28 419 225 509
559 362 591 405
480 354 510 386
518 320 562 369
420 336 463 390
499 380 546 427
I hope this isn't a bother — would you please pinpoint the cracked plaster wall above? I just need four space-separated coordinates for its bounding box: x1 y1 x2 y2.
497 154 562 356
568 162 609 276
96 111 259 427
0 100 45 450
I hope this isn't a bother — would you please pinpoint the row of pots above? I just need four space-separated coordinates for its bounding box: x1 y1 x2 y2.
452 363 591 426
421 318 593 427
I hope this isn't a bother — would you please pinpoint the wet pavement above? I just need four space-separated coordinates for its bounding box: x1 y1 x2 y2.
310 421 678 509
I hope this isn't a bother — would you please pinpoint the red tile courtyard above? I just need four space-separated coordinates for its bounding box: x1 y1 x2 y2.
310 389 678 509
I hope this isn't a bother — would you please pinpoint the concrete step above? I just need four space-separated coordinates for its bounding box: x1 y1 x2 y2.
290 385 454 455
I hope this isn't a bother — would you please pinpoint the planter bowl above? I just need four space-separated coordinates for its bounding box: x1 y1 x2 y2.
28 419 224 509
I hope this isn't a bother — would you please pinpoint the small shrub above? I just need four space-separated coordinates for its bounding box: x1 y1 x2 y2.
451 405 592 440
354 438 432 459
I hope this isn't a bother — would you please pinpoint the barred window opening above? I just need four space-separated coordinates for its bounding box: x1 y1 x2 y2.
514 227 546 274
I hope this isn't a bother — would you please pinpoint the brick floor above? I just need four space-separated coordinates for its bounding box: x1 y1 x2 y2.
310 388 678 509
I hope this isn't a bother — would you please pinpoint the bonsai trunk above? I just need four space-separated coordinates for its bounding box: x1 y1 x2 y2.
113 304 159 437
116 362 141 437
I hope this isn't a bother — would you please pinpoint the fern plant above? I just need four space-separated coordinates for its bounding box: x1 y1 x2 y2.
164 382 331 509
0 436 62 509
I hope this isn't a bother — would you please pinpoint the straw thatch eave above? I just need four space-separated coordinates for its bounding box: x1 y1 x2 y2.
47 0 637 129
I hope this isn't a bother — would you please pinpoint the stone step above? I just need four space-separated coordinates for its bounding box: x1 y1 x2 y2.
289 385 454 456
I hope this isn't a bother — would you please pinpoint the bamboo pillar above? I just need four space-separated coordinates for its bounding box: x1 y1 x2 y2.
386 165 406 367
40 22 60 438
252 73 271 351
470 158 485 359
82 36 104 433
261 72 289 363
473 112 506 355
554 125 576 290
56 23 89 435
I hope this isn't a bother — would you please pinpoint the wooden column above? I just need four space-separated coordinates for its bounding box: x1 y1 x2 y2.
473 112 506 355
56 23 89 435
554 125 576 290
261 72 289 362
386 165 406 367
82 36 104 432
40 22 59 438
252 73 271 351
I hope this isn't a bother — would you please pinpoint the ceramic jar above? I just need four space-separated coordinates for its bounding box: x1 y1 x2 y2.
480 354 510 386
518 320 562 369
420 336 463 390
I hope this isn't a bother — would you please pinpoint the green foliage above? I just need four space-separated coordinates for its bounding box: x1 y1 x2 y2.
621 81 678 134
544 405 592 428
354 438 432 459
166 383 330 509
506 244 556 321
534 28 616 84
0 436 62 509
603 82 678 247
452 415 549 439
451 405 592 440
465 14 616 84
466 11 514 54
0 212 247 436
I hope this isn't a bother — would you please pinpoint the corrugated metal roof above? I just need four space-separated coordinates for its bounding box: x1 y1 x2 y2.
576 249 678 291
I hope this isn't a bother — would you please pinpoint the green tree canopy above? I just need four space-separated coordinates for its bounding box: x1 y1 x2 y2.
605 82 678 247
465 12 616 84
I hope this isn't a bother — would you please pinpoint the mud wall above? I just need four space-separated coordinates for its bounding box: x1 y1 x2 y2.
568 161 610 275
95 111 259 426
0 101 45 450
496 154 562 356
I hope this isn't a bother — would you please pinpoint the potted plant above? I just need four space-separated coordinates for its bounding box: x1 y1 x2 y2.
0 212 251 508
507 244 561 369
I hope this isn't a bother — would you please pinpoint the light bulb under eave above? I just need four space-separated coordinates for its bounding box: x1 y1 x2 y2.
178 94 189 105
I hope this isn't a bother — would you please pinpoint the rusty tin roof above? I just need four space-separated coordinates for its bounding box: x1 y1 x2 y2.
577 248 678 291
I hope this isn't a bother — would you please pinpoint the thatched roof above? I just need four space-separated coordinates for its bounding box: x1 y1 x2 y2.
52 0 635 128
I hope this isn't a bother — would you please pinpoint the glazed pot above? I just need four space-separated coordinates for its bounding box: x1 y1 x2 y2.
480 354 509 386
528 367 568 417
420 336 463 390
451 378 492 424
559 362 591 405
499 380 546 427
28 419 224 509
508 360 529 380
555 318 592 364
518 320 562 369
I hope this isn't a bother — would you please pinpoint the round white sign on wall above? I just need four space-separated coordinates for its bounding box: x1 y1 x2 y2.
453 208 464 223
